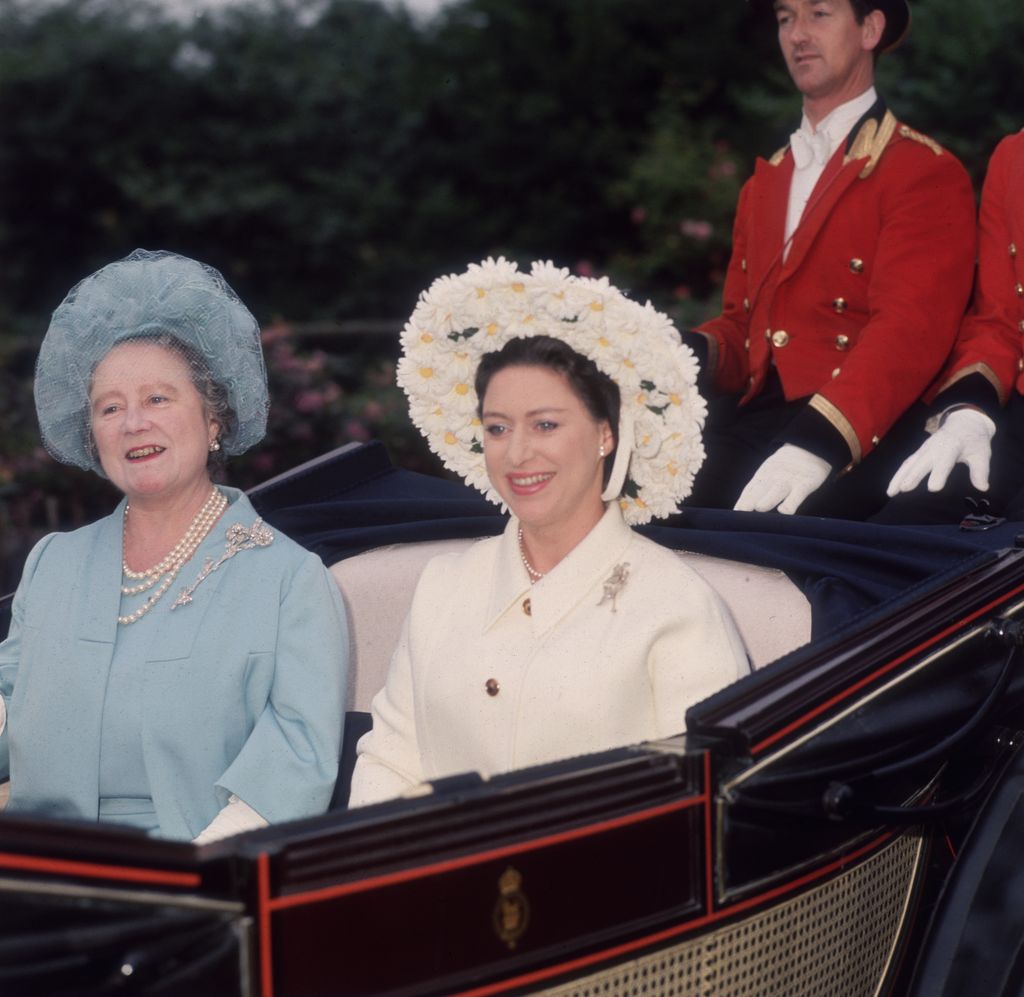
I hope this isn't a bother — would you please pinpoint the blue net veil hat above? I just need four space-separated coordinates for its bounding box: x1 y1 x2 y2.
35 249 269 473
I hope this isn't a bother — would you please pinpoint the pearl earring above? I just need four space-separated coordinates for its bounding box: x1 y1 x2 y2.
599 444 606 458
209 439 221 453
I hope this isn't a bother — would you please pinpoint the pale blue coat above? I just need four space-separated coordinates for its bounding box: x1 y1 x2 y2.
0 489 347 840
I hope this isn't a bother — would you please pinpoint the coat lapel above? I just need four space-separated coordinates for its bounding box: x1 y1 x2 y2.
146 488 260 661
41 506 123 820
752 154 791 269
781 151 863 276
525 506 634 638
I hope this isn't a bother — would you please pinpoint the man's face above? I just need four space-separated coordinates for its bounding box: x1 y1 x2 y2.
775 0 882 116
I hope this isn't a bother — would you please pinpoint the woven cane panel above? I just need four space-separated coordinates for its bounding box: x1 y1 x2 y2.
540 832 921 997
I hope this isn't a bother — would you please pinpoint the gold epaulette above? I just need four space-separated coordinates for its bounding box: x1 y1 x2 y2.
845 109 899 178
769 145 788 166
896 123 944 156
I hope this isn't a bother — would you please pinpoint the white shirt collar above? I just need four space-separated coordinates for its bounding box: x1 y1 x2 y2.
799 86 878 160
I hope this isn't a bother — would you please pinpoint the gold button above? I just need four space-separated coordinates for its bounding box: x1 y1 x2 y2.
1017 283 1023 298
522 598 531 616
849 258 864 273
764 327 772 340
771 330 790 348
485 678 500 697
1011 243 1018 258
741 258 748 272
743 338 750 350
831 367 841 378
743 297 750 311
833 297 847 314
835 334 850 350
871 436 880 446
1018 357 1024 371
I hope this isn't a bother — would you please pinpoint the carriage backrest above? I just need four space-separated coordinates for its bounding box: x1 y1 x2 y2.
329 539 812 712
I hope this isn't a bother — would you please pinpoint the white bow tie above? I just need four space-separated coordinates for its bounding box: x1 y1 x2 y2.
790 128 831 170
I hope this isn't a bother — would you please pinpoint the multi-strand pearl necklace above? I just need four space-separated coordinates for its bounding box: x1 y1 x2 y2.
119 486 227 625
517 527 545 583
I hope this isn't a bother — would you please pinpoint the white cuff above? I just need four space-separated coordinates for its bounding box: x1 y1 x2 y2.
193 794 268 844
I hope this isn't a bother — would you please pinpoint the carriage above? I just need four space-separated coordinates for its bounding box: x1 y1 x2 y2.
1 440 1022 996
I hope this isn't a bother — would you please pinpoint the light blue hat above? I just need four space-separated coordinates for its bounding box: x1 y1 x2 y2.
35 249 269 473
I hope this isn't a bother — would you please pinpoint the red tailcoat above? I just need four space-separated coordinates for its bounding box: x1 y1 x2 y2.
697 107 976 464
930 130 1024 405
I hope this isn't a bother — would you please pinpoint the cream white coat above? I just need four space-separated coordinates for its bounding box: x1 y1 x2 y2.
349 504 749 806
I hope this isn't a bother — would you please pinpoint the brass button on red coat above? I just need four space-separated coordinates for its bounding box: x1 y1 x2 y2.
485 678 500 697
1016 283 1024 298
849 258 864 273
1010 242 1018 258
743 297 750 311
833 297 847 314
835 334 850 350
771 330 790 348
522 598 531 616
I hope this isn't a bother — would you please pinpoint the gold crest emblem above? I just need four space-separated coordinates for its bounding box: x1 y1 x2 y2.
493 866 530 950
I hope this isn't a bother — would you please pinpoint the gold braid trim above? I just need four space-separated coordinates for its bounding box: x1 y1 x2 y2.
769 145 788 167
808 394 862 463
938 363 1008 405
846 110 899 179
897 124 943 157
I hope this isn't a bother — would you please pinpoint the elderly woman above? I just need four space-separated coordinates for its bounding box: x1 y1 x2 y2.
0 249 347 842
349 259 749 806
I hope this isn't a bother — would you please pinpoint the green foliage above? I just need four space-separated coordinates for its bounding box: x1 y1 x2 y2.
877 0 1024 181
229 323 432 489
1 0 1022 562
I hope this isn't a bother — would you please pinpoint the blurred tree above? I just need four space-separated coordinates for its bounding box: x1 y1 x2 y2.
1 0 1023 569
2 0 1021 340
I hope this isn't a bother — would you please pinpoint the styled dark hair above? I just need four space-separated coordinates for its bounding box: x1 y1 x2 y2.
848 0 871 21
475 336 620 485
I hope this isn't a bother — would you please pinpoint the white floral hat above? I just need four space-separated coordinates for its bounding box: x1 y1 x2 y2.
397 258 707 525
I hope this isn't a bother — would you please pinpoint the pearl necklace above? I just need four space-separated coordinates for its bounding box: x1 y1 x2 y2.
517 528 545 583
119 487 227 625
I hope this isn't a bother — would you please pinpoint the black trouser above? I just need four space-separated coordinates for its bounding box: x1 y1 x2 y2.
873 392 1024 525
688 374 931 521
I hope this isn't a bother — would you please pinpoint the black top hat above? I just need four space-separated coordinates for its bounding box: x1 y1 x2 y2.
873 0 911 52
750 1 911 53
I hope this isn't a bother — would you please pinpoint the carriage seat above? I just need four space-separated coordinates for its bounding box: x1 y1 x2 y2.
329 538 812 714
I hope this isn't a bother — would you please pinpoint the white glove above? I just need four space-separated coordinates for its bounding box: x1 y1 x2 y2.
735 444 831 515
193 794 268 844
886 408 995 497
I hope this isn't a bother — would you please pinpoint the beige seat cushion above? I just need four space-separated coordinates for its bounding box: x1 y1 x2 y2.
330 539 811 713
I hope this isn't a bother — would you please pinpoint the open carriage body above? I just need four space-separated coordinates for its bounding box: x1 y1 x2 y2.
1 442 1022 997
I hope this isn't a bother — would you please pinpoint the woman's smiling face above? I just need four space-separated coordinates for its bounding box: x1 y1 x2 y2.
481 363 613 537
89 340 218 506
